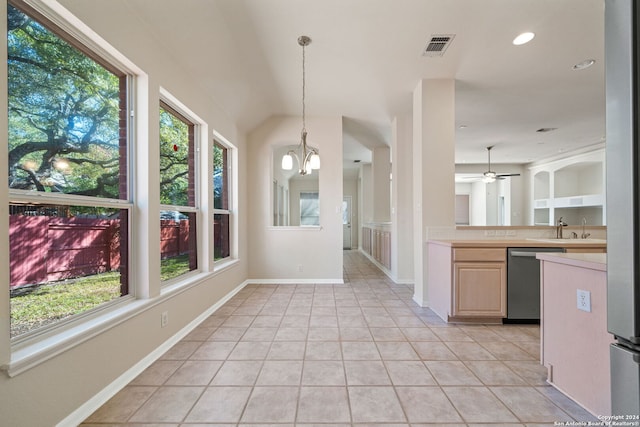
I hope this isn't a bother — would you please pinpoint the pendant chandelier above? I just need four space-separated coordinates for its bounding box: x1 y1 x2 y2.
282 35 320 175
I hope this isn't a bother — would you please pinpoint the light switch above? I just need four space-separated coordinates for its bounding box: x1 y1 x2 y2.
577 289 591 312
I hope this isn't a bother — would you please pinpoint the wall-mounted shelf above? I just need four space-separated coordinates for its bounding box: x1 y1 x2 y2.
529 149 605 226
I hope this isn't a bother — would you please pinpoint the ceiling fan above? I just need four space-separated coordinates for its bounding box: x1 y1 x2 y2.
480 145 520 182
462 146 521 183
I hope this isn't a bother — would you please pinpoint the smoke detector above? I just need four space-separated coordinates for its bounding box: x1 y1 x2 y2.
422 34 455 57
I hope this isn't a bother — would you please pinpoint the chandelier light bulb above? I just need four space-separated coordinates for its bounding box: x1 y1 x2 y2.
282 154 293 170
310 153 320 169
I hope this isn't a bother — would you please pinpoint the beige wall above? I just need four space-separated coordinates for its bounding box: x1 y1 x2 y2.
0 2 249 425
247 116 343 282
372 146 391 222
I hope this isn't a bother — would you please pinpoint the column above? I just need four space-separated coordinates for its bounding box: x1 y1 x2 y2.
412 79 456 306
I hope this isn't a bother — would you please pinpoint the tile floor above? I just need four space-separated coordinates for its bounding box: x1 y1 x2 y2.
82 250 598 426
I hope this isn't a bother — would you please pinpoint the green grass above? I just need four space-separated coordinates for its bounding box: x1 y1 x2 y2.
10 254 192 337
160 253 191 281
10 271 121 337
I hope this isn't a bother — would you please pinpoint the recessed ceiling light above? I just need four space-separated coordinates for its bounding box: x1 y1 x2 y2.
572 59 596 70
458 125 468 129
513 32 535 46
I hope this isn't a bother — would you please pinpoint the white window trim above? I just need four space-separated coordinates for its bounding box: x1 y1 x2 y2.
3 0 146 371
212 131 237 265
158 90 205 284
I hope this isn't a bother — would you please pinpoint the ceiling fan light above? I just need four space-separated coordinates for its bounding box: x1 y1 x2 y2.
482 175 496 183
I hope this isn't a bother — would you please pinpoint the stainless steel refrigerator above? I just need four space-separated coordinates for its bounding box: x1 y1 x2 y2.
606 0 640 414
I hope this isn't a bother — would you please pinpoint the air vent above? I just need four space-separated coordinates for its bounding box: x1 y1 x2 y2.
422 34 455 57
536 127 558 133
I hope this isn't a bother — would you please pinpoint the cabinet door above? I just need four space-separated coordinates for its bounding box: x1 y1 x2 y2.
453 262 506 317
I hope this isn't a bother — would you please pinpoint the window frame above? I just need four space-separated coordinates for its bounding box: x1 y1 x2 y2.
7 0 136 343
212 134 236 265
158 98 200 285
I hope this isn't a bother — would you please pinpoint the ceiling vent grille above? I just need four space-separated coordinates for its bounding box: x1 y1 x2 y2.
423 34 455 57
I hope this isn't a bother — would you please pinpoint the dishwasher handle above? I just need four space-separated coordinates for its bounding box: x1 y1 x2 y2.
509 251 541 258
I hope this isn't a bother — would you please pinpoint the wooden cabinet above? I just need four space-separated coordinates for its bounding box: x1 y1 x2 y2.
362 225 391 270
452 248 506 317
428 240 606 323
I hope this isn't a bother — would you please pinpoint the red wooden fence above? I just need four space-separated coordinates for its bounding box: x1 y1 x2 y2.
9 216 190 289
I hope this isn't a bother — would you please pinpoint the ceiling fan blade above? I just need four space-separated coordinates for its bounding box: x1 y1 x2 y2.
496 173 521 178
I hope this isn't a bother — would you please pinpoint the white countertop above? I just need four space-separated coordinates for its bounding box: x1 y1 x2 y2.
536 252 606 272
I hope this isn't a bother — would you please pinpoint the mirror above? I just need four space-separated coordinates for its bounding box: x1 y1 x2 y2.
272 145 320 227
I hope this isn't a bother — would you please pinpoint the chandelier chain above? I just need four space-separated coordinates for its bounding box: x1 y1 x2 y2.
302 40 306 133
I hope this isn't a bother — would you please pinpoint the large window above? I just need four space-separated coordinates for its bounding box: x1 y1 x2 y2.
213 140 231 261
159 103 197 281
7 1 130 338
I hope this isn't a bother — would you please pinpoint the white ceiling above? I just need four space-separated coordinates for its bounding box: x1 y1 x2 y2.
70 0 605 166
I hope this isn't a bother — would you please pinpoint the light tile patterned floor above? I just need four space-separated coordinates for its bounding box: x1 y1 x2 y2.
82 250 598 426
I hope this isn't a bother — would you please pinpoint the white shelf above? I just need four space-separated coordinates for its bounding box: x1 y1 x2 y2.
529 149 605 226
553 194 604 209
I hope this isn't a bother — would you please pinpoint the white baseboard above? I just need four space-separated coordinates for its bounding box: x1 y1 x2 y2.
358 248 395 281
412 294 428 308
57 280 249 427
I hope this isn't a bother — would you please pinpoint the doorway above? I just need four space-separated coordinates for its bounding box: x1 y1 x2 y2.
343 196 352 249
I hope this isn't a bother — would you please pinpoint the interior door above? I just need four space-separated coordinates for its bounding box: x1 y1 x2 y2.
343 196 352 249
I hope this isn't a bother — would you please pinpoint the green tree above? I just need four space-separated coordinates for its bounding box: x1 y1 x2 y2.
7 5 122 198
159 107 190 206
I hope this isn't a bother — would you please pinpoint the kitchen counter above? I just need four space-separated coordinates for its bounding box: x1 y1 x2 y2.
538 252 612 416
536 252 606 271
426 239 606 324
427 238 607 249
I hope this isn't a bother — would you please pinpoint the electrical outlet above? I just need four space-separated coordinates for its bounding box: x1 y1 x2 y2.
577 289 591 312
161 311 169 327
297 264 303 272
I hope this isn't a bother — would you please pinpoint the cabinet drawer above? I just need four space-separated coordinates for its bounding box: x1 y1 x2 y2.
453 248 505 262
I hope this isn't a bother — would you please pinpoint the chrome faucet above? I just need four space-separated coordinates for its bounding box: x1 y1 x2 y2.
581 217 591 239
556 217 567 239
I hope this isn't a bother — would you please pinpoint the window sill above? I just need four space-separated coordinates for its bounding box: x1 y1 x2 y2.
4 298 149 377
3 260 240 377
214 257 240 272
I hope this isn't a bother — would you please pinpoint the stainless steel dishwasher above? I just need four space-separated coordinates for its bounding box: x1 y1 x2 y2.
506 247 565 323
